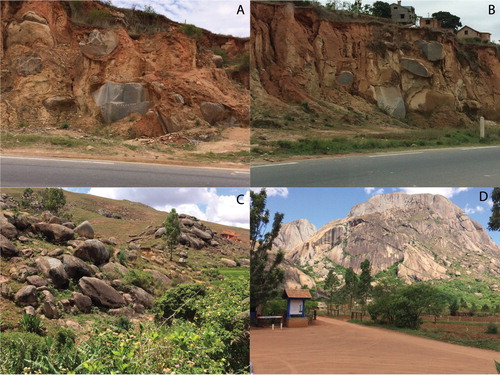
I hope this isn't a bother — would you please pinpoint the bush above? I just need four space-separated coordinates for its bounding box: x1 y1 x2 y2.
117 250 127 265
115 316 132 332
486 323 498 334
154 283 206 323
181 24 202 39
262 298 287 316
18 314 44 335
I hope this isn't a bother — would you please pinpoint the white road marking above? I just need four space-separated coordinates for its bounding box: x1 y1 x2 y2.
460 146 499 151
234 171 250 174
368 152 424 158
252 162 298 168
0 156 115 165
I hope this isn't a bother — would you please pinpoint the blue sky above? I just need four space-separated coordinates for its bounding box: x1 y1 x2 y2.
110 0 250 37
64 188 249 228
261 187 499 244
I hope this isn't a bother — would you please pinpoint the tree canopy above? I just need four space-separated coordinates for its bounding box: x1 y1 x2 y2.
431 11 462 31
488 188 500 231
371 1 391 18
250 189 285 312
164 208 181 261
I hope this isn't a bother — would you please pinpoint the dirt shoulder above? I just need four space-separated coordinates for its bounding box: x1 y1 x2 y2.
1 127 250 170
250 317 499 374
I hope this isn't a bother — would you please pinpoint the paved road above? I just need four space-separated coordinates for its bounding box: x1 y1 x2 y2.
251 317 499 374
0 156 249 187
251 146 500 186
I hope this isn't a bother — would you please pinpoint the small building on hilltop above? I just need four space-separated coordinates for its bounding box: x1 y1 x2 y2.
390 1 416 25
457 26 491 41
420 17 441 29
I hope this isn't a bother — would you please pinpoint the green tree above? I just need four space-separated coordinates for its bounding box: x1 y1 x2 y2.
431 11 462 31
481 304 490 312
344 267 358 311
449 299 459 316
39 188 66 214
460 297 468 309
469 302 478 316
164 208 181 261
357 259 372 311
324 270 342 308
488 188 500 231
371 1 391 18
250 189 285 314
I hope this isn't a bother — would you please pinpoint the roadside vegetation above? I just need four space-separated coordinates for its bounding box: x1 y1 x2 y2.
252 127 500 159
0 278 249 374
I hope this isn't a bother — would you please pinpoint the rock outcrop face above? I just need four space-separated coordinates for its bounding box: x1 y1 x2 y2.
0 234 20 257
286 193 500 283
251 2 500 122
1 0 249 136
273 219 317 252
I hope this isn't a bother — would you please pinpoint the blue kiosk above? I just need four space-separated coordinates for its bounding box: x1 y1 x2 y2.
282 289 312 327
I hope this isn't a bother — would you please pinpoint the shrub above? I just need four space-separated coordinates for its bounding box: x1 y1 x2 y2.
60 121 70 129
181 24 202 39
115 316 132 332
18 314 44 335
154 283 206 323
117 250 127 265
486 323 498 334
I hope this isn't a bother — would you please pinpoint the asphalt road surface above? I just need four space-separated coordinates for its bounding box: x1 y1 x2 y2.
251 317 499 374
0 156 249 187
251 146 500 186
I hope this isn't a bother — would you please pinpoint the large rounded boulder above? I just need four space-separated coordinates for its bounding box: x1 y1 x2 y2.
35 256 69 288
74 220 95 239
74 240 110 265
78 277 125 308
33 223 74 243
0 234 20 257
62 254 95 280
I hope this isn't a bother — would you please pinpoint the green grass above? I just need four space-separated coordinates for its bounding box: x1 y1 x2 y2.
349 320 500 351
255 128 500 157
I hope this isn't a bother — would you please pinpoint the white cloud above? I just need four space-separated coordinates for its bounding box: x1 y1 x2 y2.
87 188 249 228
250 188 289 198
365 187 384 195
111 0 250 37
464 204 484 215
399 188 469 199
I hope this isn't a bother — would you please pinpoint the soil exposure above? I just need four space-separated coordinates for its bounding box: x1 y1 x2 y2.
250 317 499 374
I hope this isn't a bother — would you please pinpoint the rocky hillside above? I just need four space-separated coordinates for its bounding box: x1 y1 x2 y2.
0 189 249 329
251 1 500 129
273 218 316 252
1 0 249 139
281 193 500 291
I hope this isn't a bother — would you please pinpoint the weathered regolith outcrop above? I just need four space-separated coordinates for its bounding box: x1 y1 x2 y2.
251 1 500 124
1 0 249 138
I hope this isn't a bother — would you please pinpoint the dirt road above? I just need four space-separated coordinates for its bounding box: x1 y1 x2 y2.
250 317 499 374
